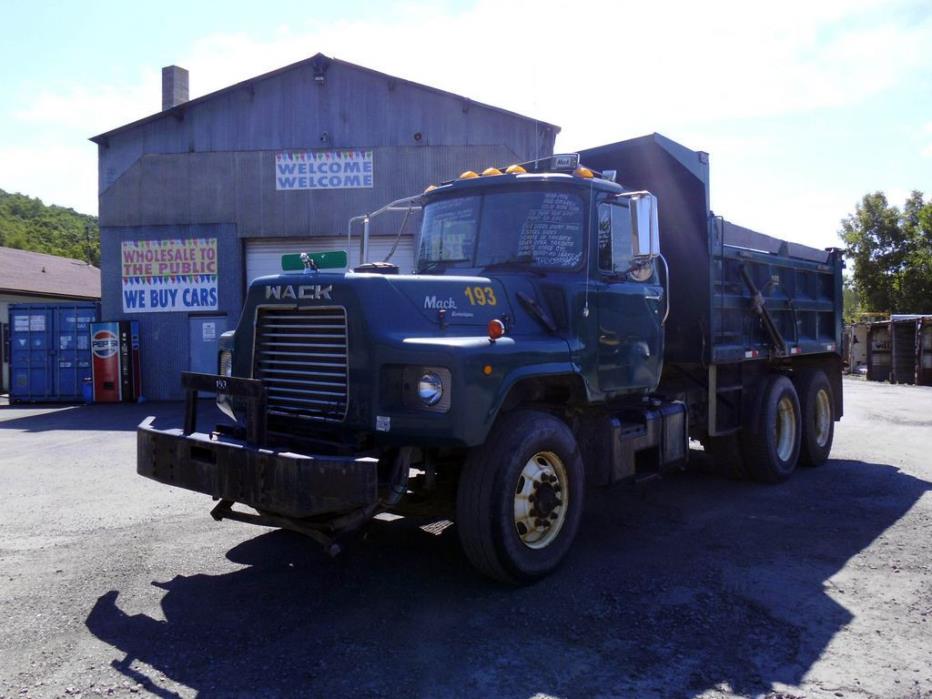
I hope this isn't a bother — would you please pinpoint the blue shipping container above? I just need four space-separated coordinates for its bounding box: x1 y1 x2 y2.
9 303 100 403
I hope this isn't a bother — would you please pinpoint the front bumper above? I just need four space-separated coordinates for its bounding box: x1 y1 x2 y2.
136 372 378 518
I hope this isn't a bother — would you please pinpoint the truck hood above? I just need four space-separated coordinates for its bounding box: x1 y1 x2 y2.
387 274 513 326
249 271 514 329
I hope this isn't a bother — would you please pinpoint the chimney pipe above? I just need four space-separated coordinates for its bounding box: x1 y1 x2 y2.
162 65 189 111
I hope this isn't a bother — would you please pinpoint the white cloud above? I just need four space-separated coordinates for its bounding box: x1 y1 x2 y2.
30 0 928 142
16 78 159 137
6 0 932 223
0 142 97 214
922 123 932 157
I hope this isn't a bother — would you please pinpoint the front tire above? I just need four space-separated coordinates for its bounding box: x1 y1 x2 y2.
741 375 802 483
456 410 584 584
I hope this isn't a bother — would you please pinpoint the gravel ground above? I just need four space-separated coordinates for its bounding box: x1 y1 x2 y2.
0 377 930 699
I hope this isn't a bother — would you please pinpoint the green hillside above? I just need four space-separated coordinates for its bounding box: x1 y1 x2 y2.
0 189 99 266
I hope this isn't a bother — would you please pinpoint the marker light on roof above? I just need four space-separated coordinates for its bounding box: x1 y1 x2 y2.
459 170 479 179
424 184 437 193
551 154 580 170
505 164 527 174
481 167 502 176
574 166 594 179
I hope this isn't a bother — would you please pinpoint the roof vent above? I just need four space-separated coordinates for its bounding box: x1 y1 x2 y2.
310 54 331 86
162 65 189 111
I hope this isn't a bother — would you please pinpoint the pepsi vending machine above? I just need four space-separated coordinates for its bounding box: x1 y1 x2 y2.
91 322 121 402
91 321 142 402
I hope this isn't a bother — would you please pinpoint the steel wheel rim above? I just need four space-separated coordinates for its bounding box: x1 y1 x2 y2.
513 451 568 549
814 388 832 447
775 395 797 462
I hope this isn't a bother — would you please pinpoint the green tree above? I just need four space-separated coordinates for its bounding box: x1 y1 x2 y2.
0 189 99 265
842 278 862 324
840 191 932 314
895 191 932 312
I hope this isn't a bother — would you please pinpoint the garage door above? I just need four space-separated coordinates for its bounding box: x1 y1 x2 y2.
245 236 416 285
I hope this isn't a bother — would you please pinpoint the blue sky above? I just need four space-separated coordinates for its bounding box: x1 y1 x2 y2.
0 0 930 250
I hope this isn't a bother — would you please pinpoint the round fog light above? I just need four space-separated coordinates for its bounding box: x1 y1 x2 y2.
417 372 444 406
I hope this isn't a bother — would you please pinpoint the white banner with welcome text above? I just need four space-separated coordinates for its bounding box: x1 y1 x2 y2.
275 150 374 190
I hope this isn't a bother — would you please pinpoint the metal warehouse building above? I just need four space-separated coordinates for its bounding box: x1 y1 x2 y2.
91 53 557 400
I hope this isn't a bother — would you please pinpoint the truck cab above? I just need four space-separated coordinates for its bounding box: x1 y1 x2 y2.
138 133 844 584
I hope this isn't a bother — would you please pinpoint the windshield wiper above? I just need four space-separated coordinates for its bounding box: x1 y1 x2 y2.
418 260 451 274
481 256 544 276
516 291 558 333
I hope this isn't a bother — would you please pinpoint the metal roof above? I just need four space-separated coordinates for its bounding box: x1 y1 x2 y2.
90 53 560 144
0 246 100 299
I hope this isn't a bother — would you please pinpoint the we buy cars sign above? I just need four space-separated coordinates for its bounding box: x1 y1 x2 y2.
120 239 218 313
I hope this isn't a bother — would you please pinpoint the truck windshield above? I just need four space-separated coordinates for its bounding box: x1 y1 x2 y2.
416 187 586 273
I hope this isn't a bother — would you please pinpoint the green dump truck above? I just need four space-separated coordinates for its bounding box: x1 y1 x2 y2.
138 133 844 583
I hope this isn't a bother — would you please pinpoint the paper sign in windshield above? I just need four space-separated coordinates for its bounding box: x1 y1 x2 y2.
518 192 584 268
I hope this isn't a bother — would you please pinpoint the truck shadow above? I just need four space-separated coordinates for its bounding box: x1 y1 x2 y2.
85 456 930 698
0 400 221 433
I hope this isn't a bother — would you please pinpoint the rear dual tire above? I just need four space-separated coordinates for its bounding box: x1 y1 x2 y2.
794 369 835 467
738 368 837 481
741 375 802 483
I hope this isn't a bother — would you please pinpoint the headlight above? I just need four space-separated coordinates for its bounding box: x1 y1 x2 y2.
417 371 443 406
400 365 451 412
219 350 233 377
216 350 235 421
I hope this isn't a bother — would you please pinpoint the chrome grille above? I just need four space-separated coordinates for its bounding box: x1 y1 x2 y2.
254 306 349 422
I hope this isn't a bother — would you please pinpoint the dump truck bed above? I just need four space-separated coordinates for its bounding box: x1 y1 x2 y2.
580 134 843 366
708 218 842 363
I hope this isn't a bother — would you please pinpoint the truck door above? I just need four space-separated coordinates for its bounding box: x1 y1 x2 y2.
595 202 664 394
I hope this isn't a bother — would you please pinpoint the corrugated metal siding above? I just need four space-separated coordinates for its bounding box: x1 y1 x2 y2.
891 320 917 385
919 319 932 386
246 236 415 283
100 144 514 234
8 303 99 402
867 323 891 382
98 60 556 195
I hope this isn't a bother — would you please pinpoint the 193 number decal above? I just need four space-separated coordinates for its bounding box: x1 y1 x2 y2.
464 286 497 306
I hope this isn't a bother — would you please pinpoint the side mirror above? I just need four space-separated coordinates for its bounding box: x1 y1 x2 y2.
629 193 660 258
